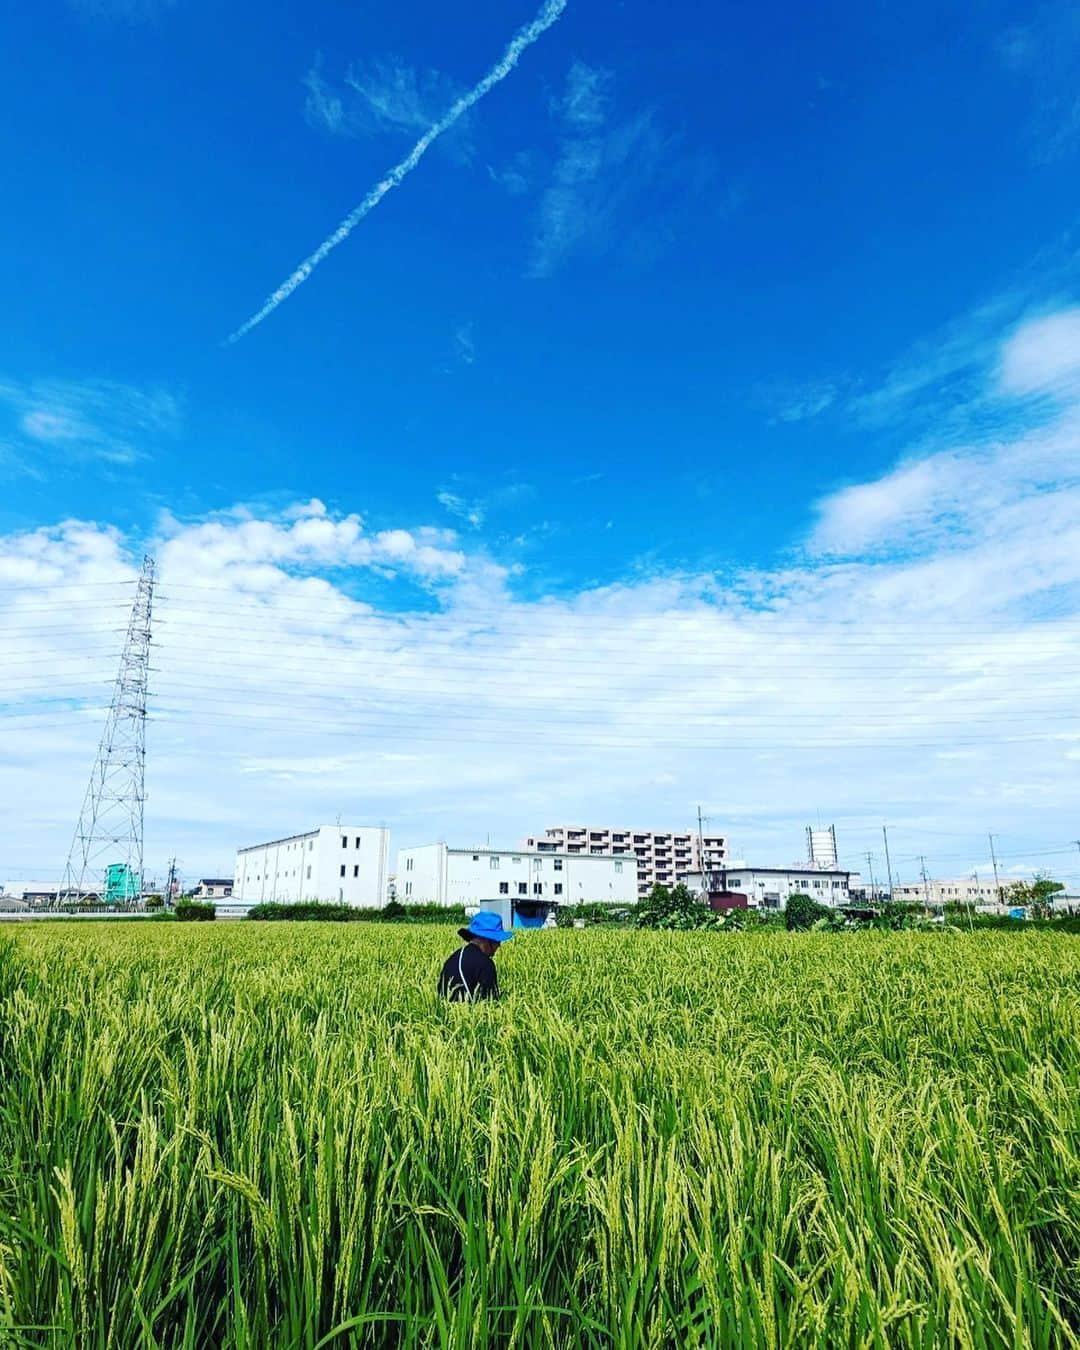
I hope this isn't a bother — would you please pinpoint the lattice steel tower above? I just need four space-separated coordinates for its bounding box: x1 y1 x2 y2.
61 555 155 905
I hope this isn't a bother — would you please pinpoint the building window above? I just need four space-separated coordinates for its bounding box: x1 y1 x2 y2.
340 864 346 877
405 882 412 896
533 883 543 895
499 882 509 894
518 883 527 895
342 836 347 849
490 856 499 869
615 861 623 873
306 866 311 879
512 856 521 863
355 836 361 849
353 865 359 878
533 858 542 871
405 858 413 872
554 883 563 896
309 841 314 851
553 858 563 871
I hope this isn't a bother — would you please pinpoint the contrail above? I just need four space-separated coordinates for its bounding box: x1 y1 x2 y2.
227 0 568 343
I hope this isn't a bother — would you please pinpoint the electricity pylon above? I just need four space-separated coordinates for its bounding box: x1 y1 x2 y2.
61 555 155 906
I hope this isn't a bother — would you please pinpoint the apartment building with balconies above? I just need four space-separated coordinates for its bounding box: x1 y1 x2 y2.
523 825 727 897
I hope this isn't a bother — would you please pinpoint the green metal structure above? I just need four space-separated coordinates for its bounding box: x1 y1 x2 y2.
105 863 140 905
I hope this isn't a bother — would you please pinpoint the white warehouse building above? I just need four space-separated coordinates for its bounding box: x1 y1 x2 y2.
684 865 853 910
234 825 390 907
397 844 638 909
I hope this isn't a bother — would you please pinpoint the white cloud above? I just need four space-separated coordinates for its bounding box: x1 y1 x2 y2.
3 397 1079 892
999 307 1080 399
5 309 1080 892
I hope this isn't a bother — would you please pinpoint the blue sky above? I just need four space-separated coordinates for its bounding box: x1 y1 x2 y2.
2 0 1079 888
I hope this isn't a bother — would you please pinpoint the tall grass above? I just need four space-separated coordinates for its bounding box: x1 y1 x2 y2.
0 925 1078 1347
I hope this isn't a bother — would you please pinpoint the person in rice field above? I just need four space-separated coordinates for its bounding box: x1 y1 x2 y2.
437 911 511 1001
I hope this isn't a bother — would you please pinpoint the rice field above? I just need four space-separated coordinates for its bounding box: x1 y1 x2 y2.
1 923 1078 1348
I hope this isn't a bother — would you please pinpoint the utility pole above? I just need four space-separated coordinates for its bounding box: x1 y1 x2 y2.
62 556 155 908
165 856 178 908
882 824 894 899
919 855 931 912
697 804 711 888
864 851 877 902
988 833 1002 903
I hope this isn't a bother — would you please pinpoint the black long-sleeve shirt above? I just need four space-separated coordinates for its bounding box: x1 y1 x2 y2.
437 942 500 1001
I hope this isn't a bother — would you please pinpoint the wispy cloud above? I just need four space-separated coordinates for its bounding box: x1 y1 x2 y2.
68 0 176 20
768 379 842 424
486 151 534 196
437 479 535 529
454 324 476 366
0 377 181 469
810 306 1080 558
782 244 1080 447
531 62 649 277
998 4 1080 161
437 490 485 528
305 58 475 163
529 61 719 278
228 0 568 344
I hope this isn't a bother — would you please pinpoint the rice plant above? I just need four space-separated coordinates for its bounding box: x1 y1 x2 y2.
0 924 1077 1347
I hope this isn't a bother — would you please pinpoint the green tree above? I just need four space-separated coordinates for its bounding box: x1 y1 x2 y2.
1005 873 1065 921
784 892 831 931
634 883 725 931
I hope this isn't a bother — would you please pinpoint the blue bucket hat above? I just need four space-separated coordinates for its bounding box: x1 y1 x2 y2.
459 911 513 943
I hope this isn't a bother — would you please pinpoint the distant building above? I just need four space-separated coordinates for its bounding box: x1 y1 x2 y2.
397 844 638 909
892 879 1014 907
189 878 233 900
684 865 853 910
1 880 97 905
524 826 727 897
234 826 390 907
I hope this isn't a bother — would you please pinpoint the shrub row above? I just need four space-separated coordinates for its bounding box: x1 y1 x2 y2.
244 900 469 924
175 900 215 922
